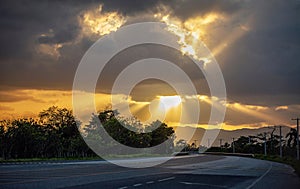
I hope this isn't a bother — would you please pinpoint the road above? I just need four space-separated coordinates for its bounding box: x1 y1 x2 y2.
1 155 299 189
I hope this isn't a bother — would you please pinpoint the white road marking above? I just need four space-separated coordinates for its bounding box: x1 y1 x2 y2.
246 162 273 189
158 177 175 182
118 187 128 189
180 182 193 185
146 181 154 184
133 183 142 187
180 181 228 188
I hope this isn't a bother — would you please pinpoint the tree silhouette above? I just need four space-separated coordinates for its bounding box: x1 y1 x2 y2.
0 107 94 159
85 110 174 150
286 128 298 148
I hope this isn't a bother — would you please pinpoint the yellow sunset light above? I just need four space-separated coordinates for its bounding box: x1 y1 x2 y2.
80 4 126 36
156 12 223 60
159 96 182 110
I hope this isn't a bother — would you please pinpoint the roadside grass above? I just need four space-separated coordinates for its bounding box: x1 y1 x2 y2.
0 153 167 163
0 156 102 163
102 153 168 160
254 154 300 177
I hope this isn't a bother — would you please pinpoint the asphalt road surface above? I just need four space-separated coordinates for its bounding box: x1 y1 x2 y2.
1 155 299 189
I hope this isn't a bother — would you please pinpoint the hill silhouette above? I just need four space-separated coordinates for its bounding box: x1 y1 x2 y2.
174 126 292 147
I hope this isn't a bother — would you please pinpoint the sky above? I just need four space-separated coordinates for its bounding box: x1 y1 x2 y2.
0 0 300 130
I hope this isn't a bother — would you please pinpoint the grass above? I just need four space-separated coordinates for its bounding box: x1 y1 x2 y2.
254 154 300 177
0 156 102 163
0 153 168 163
102 153 166 159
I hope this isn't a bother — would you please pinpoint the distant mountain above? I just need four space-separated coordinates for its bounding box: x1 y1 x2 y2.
174 125 293 147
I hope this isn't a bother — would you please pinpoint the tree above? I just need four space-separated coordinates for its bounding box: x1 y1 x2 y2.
286 128 297 148
0 107 176 159
175 139 187 151
0 107 95 159
85 110 175 151
38 106 85 157
0 120 7 158
147 120 174 147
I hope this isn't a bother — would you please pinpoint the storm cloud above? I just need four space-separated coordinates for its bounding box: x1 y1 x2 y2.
0 0 299 120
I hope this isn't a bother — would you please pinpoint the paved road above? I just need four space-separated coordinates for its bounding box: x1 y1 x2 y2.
0 155 299 189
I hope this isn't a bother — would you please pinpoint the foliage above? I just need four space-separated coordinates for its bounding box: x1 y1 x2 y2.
0 107 174 159
207 128 300 160
286 128 298 148
85 110 175 153
0 107 94 159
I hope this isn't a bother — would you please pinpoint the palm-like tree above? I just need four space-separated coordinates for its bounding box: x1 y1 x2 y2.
286 128 298 148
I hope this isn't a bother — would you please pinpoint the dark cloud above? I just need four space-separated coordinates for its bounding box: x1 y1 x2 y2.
100 0 160 14
0 0 92 90
162 0 242 19
37 25 80 44
96 44 207 98
220 0 300 105
102 0 242 19
0 0 299 110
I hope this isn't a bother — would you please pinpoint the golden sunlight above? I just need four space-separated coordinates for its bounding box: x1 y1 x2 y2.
159 95 182 110
80 5 126 36
36 43 62 59
155 12 223 60
226 102 284 124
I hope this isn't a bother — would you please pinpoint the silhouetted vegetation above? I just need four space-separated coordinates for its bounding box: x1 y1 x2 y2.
175 139 206 153
0 106 174 160
86 110 174 149
207 128 300 159
0 107 93 159
204 129 300 175
85 110 175 154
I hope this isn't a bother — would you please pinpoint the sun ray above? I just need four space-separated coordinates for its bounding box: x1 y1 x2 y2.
155 11 224 61
159 95 182 110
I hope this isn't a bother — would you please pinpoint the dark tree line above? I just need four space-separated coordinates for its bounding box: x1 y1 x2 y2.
0 107 93 159
85 110 175 154
0 107 175 159
207 128 300 158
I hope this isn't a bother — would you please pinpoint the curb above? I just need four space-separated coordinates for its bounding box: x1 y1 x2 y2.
203 152 255 158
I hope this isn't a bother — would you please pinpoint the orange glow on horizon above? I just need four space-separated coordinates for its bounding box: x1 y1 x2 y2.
0 91 293 130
